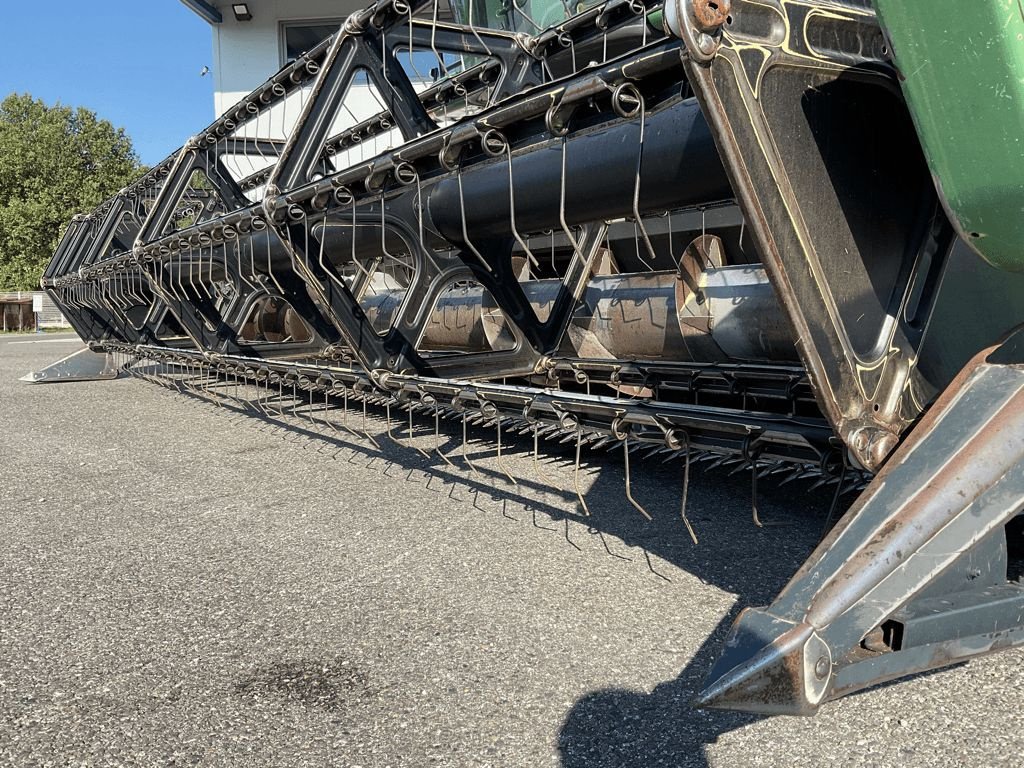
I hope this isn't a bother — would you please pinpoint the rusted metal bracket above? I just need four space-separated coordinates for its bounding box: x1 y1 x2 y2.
696 327 1024 715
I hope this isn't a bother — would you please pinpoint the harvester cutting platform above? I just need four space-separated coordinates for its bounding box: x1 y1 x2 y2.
32 0 1024 715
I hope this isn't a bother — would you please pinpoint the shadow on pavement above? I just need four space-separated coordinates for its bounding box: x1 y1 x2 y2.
137 369 848 766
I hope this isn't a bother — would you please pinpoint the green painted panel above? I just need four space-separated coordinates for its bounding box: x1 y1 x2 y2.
873 0 1024 271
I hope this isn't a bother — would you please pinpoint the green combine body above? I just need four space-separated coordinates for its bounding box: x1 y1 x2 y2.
874 0 1024 271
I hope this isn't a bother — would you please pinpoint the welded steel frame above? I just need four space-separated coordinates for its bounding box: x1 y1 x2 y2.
672 0 960 471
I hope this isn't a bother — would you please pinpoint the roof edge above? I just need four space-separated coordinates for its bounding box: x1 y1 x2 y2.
180 0 222 24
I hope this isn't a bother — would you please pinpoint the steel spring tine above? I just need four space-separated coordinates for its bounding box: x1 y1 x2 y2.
408 406 430 459
622 434 652 521
820 462 849 536
807 474 832 492
305 386 318 428
361 397 380 449
385 401 400 444
208 365 222 406
661 449 682 464
704 454 732 471
461 413 481 478
325 391 363 442
492 416 516 485
676 432 699 545
777 466 805 485
435 407 456 468
533 422 554 486
751 458 763 528
841 476 865 496
723 456 748 474
254 376 271 417
573 427 591 516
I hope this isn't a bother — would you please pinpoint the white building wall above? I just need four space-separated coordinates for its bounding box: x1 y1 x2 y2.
212 0 365 116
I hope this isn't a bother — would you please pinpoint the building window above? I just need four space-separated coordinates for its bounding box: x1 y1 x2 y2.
281 20 342 65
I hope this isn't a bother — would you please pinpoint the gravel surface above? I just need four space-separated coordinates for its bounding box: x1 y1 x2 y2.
1 334 1022 767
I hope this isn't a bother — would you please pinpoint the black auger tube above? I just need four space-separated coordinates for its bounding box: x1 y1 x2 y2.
426 96 731 243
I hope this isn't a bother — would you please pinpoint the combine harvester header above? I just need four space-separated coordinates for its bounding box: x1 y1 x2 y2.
32 0 1024 715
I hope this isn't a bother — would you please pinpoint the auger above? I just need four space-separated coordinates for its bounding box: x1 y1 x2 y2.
29 0 1024 716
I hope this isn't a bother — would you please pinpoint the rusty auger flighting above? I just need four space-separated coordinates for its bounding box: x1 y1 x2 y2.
32 0 1024 715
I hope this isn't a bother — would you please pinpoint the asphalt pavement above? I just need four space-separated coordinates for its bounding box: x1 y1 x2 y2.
1 333 1021 767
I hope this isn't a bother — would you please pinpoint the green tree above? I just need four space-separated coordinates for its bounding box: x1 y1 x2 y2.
0 93 143 289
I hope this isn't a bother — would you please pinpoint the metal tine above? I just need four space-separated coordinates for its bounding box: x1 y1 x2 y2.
244 373 267 417
660 446 686 463
221 370 254 421
618 423 653 522
820 462 849 537
777 465 807 486
283 378 310 440
673 430 699 545
751 457 764 528
192 359 207 398
572 422 591 517
338 385 357 433
384 400 430 458
202 363 221 406
182 360 198 396
692 450 720 465
407 404 431 459
385 401 400 445
491 409 516 487
303 384 320 429
460 412 482 478
265 374 296 437
533 421 556 487
179 360 197 395
433 402 457 468
794 466 822 481
236 369 256 414
807 473 834 492
253 374 273 418
704 453 734 472
323 389 364 444
230 371 249 412
360 395 381 449
840 476 866 496
725 457 751 475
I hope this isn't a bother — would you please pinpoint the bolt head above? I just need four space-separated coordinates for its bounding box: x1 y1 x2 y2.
814 655 830 680
692 0 731 32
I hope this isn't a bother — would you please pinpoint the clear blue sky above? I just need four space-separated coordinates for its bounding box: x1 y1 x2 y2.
0 1 214 166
